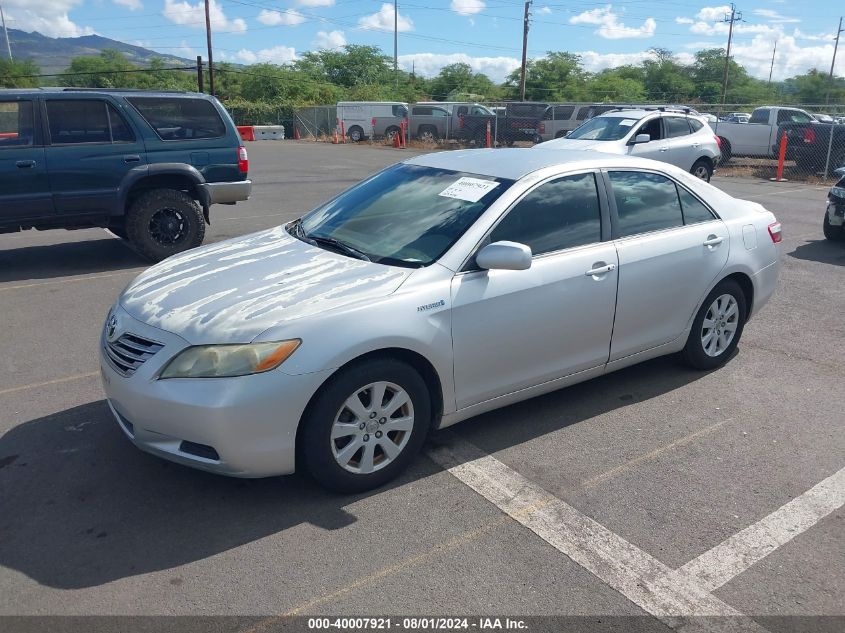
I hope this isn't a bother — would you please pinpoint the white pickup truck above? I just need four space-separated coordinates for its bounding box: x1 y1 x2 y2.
712 106 815 162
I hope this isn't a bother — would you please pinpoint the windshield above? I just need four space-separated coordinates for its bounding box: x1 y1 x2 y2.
567 116 639 141
297 164 514 267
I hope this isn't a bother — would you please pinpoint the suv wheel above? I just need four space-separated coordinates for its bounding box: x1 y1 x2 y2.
125 188 205 262
348 126 364 142
301 358 431 493
691 159 713 182
682 279 747 370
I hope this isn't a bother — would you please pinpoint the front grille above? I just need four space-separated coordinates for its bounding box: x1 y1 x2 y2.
104 333 164 377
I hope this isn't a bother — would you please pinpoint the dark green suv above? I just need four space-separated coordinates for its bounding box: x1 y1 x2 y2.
0 88 251 261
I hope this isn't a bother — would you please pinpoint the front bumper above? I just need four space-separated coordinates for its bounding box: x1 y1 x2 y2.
198 179 252 205
100 305 331 477
827 203 844 227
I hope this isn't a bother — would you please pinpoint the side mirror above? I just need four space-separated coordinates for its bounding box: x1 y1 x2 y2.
476 241 532 271
631 133 651 144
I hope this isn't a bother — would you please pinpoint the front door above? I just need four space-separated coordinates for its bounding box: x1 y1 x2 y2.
43 97 146 219
450 172 618 409
628 117 670 162
0 98 52 222
606 170 729 361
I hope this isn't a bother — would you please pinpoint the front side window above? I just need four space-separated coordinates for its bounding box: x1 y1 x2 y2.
489 173 602 256
609 171 684 237
392 105 408 117
0 101 34 148
749 109 770 124
431 108 448 117
553 105 575 121
299 164 514 267
127 97 226 140
665 117 692 138
634 117 663 141
470 105 493 116
568 116 640 141
777 109 813 125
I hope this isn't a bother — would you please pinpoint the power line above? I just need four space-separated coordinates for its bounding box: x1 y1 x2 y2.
720 3 742 107
7 66 195 79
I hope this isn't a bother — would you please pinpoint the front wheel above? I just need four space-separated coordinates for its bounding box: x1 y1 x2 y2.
682 280 747 370
301 358 431 493
125 188 205 262
691 158 713 182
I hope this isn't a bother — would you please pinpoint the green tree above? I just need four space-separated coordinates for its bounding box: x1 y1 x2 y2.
642 48 695 102
783 69 845 103
504 52 586 101
428 63 499 100
294 45 392 88
585 69 646 102
0 58 41 88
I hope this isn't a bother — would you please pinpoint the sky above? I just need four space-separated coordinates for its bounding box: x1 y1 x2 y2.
2 0 844 83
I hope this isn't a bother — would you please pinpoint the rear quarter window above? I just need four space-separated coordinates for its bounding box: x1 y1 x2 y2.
127 97 226 140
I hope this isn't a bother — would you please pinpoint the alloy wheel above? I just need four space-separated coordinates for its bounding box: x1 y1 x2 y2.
694 164 711 180
701 294 739 357
330 381 415 474
149 208 188 246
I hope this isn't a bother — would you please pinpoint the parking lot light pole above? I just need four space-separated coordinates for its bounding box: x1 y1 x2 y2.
0 1 12 62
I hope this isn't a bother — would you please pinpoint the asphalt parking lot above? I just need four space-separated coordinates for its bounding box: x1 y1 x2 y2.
1 141 843 631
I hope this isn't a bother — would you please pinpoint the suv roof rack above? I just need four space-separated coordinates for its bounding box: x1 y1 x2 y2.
59 87 195 94
605 105 693 115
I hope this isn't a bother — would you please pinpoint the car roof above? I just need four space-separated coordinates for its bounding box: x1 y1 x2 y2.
0 87 211 98
404 148 668 180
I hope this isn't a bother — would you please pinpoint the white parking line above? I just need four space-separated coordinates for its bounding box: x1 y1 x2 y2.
428 434 769 631
676 465 845 592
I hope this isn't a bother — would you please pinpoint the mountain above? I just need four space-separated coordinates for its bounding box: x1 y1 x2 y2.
3 29 192 75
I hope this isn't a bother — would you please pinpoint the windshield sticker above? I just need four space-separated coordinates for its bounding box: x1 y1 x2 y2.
619 119 636 127
438 177 500 203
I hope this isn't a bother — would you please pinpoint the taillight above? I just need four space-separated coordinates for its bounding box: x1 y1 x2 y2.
714 135 721 148
371 117 376 127
768 221 782 243
238 145 248 174
538 122 545 134
803 128 816 144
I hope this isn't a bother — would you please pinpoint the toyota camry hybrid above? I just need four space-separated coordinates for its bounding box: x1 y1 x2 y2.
100 149 781 492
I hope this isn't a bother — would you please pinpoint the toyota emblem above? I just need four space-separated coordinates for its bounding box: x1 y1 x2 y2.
106 314 118 341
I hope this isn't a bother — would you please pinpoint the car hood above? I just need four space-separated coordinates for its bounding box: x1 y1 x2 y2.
119 226 411 344
538 138 624 153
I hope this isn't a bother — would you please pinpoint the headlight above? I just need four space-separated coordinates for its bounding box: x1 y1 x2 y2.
830 186 845 199
159 340 300 379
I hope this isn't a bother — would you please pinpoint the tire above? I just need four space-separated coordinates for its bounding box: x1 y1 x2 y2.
384 126 400 141
823 212 845 241
348 126 364 142
691 158 713 182
718 139 731 163
682 279 747 371
417 125 437 142
301 358 431 493
125 188 205 262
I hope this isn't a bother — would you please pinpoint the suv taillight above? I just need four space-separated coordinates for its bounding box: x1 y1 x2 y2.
538 122 545 134
238 145 248 174
714 135 721 148
803 128 816 144
768 221 782 243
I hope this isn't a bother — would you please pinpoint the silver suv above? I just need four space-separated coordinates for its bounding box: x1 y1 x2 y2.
538 108 722 181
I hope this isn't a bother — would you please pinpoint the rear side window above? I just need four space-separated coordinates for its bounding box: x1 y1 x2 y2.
412 107 433 116
689 118 704 132
47 100 133 144
665 117 692 138
749 109 769 124
677 186 716 224
0 101 34 148
609 171 684 237
127 97 226 140
490 173 602 256
549 105 575 121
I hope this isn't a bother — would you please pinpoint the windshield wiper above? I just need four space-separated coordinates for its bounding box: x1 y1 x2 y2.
306 234 371 262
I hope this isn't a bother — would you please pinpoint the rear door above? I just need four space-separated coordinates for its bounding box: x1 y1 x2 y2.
664 116 698 170
606 170 729 361
0 97 52 222
43 96 146 219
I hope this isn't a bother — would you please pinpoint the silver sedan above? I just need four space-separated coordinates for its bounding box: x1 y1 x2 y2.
100 149 781 492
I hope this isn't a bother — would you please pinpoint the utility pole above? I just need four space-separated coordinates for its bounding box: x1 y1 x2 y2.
825 17 843 106
767 39 777 85
720 3 741 108
394 0 398 89
0 1 12 62
196 56 204 93
519 0 532 101
204 0 215 96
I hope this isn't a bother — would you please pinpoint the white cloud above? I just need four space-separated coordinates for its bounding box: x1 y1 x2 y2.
358 3 413 32
163 0 246 33
753 9 799 24
538 6 552 15
450 0 485 17
675 17 694 25
793 28 835 42
257 9 306 26
114 0 142 10
696 6 731 22
578 49 696 72
569 5 656 40
313 29 346 50
174 40 198 59
2 0 94 37
297 0 334 5
398 52 519 83
232 45 298 65
731 33 844 80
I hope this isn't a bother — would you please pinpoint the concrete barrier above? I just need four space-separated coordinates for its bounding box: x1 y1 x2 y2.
253 125 285 140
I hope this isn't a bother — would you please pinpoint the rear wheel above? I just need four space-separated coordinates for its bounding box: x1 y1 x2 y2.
125 188 205 262
384 126 400 142
718 139 731 163
823 212 844 241
691 158 713 182
417 125 437 142
348 126 364 142
301 358 431 493
682 279 747 370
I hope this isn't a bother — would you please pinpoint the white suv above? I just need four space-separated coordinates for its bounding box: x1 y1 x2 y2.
538 108 722 181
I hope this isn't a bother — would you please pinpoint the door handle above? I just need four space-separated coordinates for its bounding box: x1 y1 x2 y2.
586 263 616 276
16 160 35 168
123 155 141 163
703 235 724 247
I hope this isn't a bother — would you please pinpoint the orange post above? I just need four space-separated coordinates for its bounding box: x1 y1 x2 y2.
393 128 401 148
774 132 788 181
401 120 407 148
340 121 346 144
486 120 492 148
